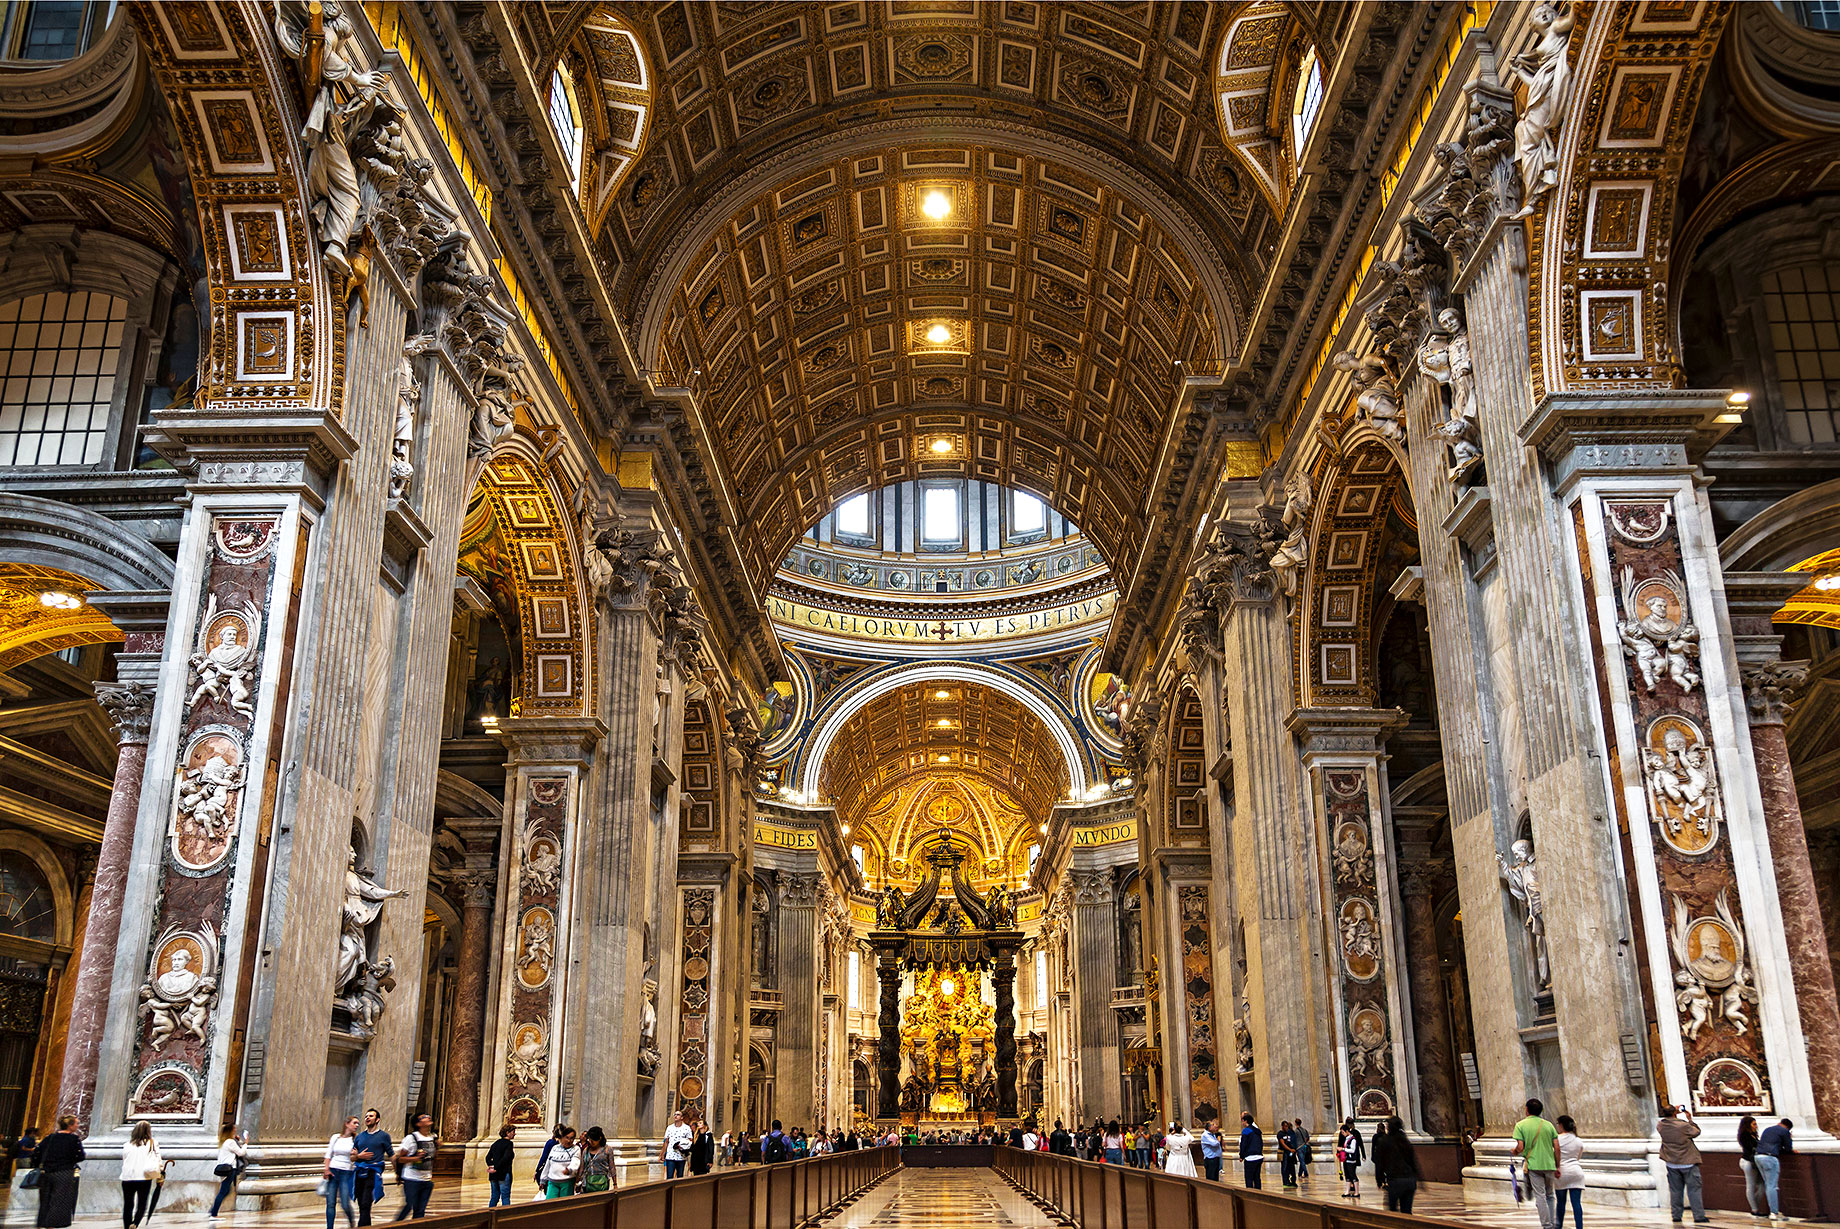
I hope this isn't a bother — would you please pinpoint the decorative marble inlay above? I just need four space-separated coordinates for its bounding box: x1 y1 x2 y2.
674 887 716 1121
1323 768 1397 1118
503 775 570 1125
1178 885 1220 1124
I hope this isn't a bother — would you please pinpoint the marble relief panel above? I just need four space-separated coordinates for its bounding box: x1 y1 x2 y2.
1585 496 1773 1114
1324 768 1398 1118
1177 886 1219 1124
504 776 569 1124
128 515 282 1121
674 887 716 1121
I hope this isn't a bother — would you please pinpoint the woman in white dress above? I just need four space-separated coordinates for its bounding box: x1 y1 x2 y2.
1163 1121 1199 1178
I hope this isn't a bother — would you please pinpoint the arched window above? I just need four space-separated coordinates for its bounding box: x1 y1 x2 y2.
1291 49 1324 154
548 65 585 188
1 1 114 61
847 948 860 1012
0 291 128 466
1760 265 1840 446
0 852 56 944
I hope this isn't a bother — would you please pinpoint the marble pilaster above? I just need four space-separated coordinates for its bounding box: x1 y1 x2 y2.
1398 865 1460 1138
440 873 496 1144
1728 572 1840 1133
774 871 824 1128
1068 868 1121 1123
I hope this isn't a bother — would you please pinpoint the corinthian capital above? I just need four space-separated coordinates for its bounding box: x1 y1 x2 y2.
1069 868 1114 905
1741 659 1809 726
779 870 825 908
94 680 157 744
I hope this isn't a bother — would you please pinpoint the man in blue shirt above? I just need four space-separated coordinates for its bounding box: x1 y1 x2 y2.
1198 1120 1223 1181
1755 1118 1794 1220
352 1108 392 1227
1239 1112 1265 1189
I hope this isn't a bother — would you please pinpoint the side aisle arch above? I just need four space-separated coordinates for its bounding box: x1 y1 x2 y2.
131 2 338 411
459 446 592 718
1531 1 1731 398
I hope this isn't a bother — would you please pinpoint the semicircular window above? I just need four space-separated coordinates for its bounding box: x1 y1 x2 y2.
0 853 56 943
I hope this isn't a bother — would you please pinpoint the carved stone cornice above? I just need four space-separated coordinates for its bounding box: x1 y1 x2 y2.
1519 391 1735 493
93 680 156 745
1287 706 1407 761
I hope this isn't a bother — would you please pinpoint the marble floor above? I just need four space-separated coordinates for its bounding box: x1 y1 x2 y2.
817 1168 1058 1227
0 1165 1804 1227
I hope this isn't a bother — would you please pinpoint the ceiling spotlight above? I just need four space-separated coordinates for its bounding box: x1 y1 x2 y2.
1728 390 1752 405
937 754 951 763
926 323 951 345
1814 571 1840 592
937 718 953 728
921 190 952 220
1039 823 1049 834
930 437 954 454
841 823 852 836
38 590 80 610
935 689 951 700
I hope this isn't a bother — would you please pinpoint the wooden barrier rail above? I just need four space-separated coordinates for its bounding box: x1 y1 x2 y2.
406 1146 899 1229
993 1149 1476 1229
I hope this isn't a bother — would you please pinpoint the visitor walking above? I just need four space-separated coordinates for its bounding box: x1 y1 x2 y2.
1554 1115 1585 1229
534 1124 564 1192
31 1115 85 1229
1337 1118 1364 1199
119 1120 162 1228
1297 1127 1313 1182
209 1126 248 1218
485 1125 516 1208
541 1126 580 1198
1756 1117 1794 1220
1238 1112 1265 1189
662 1110 694 1178
1137 1123 1154 1169
1163 1121 1198 1178
1380 1116 1420 1214
1656 1103 1708 1225
323 1116 360 1229
1512 1099 1560 1229
1050 1120 1071 1155
690 1118 715 1175
1371 1118 1390 1191
393 1115 437 1220
1103 1121 1124 1164
763 1120 790 1163
1199 1120 1222 1181
1277 1120 1297 1188
580 1127 613 1193
353 1108 391 1226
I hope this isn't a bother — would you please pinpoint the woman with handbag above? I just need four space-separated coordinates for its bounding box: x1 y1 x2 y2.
578 1128 612 1194
31 1115 84 1228
541 1126 581 1198
210 1126 248 1218
324 1115 361 1229
1337 1118 1364 1199
119 1121 161 1228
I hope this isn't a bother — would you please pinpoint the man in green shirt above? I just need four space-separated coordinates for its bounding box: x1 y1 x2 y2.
1511 1098 1559 1229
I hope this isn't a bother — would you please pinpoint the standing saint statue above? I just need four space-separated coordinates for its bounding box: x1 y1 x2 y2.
1506 1 1577 218
1496 839 1551 988
337 848 406 999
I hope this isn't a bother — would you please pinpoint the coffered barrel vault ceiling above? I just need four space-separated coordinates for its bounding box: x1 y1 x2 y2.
820 680 1070 831
592 0 1313 594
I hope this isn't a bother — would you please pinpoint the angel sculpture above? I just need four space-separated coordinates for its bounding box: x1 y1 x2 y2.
1506 1 1577 219
274 0 396 278
1674 967 1713 1041
187 597 262 717
1418 310 1483 480
876 883 908 930
1643 724 1719 842
177 752 246 840
468 351 529 462
1264 473 1314 597
1714 891 1758 1035
1332 351 1406 444
986 883 1017 929
1618 568 1701 692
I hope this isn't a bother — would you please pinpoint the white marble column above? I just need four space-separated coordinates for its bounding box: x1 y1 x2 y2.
773 870 824 1130
1068 868 1121 1123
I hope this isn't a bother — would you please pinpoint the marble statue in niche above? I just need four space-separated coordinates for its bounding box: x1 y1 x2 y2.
1618 568 1701 693
1263 472 1313 598
187 597 262 717
138 924 219 1052
1669 891 1757 1038
1506 1 1576 219
336 848 406 1029
1234 1000 1254 1074
389 335 435 501
1496 839 1551 988
1332 350 1406 444
1417 309 1482 483
638 977 661 1078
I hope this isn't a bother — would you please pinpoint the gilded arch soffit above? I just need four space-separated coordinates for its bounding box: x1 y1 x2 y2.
1530 0 1730 399
858 773 1036 887
635 125 1251 587
130 1 340 412
820 680 1069 836
600 1 1273 273
459 452 590 718
565 8 655 236
0 564 122 673
1294 438 1413 709
1212 2 1302 214
1160 684 1208 849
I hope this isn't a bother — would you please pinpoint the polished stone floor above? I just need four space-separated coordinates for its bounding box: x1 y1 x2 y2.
0 1163 1803 1226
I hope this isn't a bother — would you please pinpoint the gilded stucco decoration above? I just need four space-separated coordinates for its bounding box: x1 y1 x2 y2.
576 8 654 234
820 681 1068 836
0 564 120 672
1295 441 1415 708
457 451 590 717
130 2 337 410
857 774 1039 892
1531 0 1731 398
1161 687 1208 848
1211 2 1299 212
